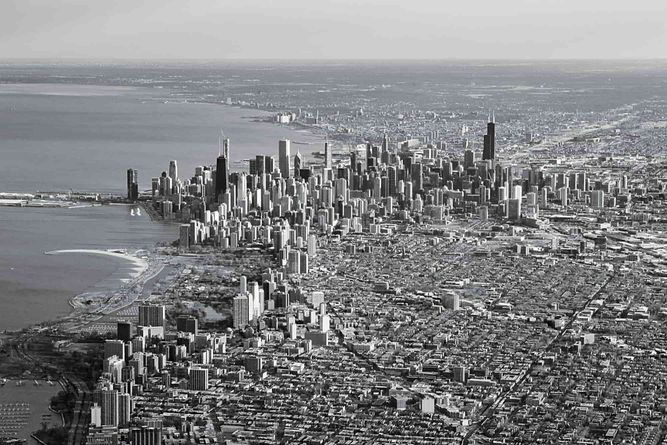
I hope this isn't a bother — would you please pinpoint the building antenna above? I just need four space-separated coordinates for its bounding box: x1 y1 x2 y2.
218 129 225 156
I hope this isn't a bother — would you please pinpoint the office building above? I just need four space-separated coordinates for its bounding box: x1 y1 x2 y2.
126 168 139 201
233 294 250 329
118 393 131 427
130 426 162 445
508 198 521 221
94 389 119 427
138 305 165 328
104 340 126 361
591 190 605 208
179 224 190 249
215 138 230 202
279 139 291 178
189 367 209 391
453 366 468 383
320 314 330 333
245 356 264 374
482 112 495 161
90 404 102 427
168 160 178 182
176 315 199 335
294 150 302 178
324 141 332 169
443 293 460 311
117 322 132 342
464 149 475 170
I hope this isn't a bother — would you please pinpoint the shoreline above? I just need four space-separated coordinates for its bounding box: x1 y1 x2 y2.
43 249 157 322
47 249 167 333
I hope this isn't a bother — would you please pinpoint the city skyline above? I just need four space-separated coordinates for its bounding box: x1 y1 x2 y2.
0 2 666 442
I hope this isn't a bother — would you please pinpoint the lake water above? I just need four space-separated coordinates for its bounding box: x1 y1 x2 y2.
0 205 175 331
0 82 324 194
0 81 325 330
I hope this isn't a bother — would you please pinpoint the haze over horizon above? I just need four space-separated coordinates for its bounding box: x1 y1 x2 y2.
1 0 665 61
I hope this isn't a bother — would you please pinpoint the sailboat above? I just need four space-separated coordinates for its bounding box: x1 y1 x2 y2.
130 208 136 216
136 208 142 216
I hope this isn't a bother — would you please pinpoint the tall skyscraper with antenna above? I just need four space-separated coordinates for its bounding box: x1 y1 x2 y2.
483 111 496 161
324 141 332 170
215 133 230 202
279 139 291 178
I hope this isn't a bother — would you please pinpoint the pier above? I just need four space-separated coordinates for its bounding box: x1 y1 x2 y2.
0 191 144 208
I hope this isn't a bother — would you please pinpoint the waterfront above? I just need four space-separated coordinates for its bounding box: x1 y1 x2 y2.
0 81 325 194
0 205 175 331
0 77 326 332
0 380 63 445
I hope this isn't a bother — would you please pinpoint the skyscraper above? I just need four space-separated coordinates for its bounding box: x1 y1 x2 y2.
324 141 332 170
138 305 165 328
482 112 496 161
104 340 125 361
215 141 229 202
176 315 199 335
189 367 209 391
294 151 302 177
168 160 178 182
279 139 291 178
464 149 475 170
126 168 139 201
233 294 250 329
591 190 605 208
118 393 131 427
116 322 132 342
508 198 521 221
93 389 119 426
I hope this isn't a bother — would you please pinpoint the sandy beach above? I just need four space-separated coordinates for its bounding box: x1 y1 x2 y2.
42 249 165 332
44 249 149 282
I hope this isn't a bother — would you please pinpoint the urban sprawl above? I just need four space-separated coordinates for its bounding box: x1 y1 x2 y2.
8 104 666 445
89 109 667 445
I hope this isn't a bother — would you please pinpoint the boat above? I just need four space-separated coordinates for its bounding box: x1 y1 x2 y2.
130 208 136 216
33 380 40 386
1 378 6 385
47 380 55 386
136 208 141 216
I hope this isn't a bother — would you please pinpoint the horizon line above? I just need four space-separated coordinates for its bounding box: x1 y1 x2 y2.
1 57 667 64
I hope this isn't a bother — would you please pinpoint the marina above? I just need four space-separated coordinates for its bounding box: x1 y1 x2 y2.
0 380 62 444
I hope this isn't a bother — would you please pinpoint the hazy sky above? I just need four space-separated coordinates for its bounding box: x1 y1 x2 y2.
1 0 665 60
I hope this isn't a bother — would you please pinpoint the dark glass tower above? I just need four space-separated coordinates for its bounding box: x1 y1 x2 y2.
483 112 496 161
126 168 138 201
215 138 230 202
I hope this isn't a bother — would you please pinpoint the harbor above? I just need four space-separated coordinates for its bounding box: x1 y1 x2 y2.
0 380 63 445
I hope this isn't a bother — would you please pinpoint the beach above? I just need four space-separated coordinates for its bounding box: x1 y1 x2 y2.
43 249 166 332
0 205 175 332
